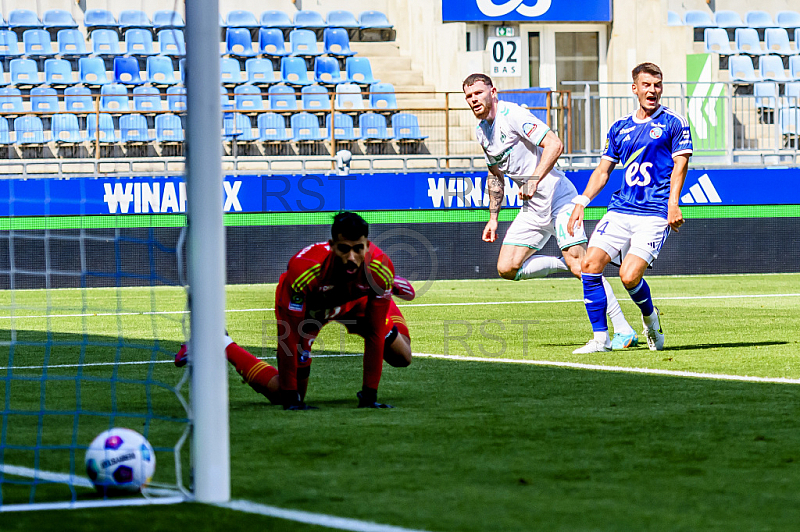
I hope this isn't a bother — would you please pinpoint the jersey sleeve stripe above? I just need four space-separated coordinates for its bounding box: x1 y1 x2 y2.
672 148 693 156
291 264 322 291
371 261 394 282
601 155 619 163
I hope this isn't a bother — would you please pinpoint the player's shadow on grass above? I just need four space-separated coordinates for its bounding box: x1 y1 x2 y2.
663 340 788 351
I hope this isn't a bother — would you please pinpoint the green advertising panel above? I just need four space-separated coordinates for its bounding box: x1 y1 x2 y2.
686 53 727 156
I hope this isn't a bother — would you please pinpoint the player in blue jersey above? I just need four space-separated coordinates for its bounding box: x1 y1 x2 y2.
567 62 692 353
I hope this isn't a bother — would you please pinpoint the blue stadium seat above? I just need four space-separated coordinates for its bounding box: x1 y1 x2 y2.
113 56 145 85
225 10 258 29
326 10 359 34
728 55 762 83
358 112 391 141
223 112 256 141
764 28 794 56
120 113 154 143
294 10 326 37
220 56 246 86
335 83 364 110
345 56 379 85
125 28 156 56
301 84 330 111
759 55 790 82
132 85 162 112
369 82 397 111
220 85 231 109
258 112 291 142
753 81 777 118
147 55 178 86
258 28 289 58
92 28 123 57
745 11 773 28
153 10 185 30
289 29 321 58
703 28 733 55
245 58 277 85
260 10 293 39
44 58 75 86
225 27 257 57
100 83 130 112
51 113 82 144
290 111 326 141
22 29 55 58
0 30 21 58
56 29 88 58
155 113 184 143
392 113 427 140
667 11 682 26
119 10 152 31
358 10 393 39
790 56 800 81
267 84 298 111
683 10 713 27
158 29 186 56
179 58 185 83
166 86 186 111
327 112 358 141
734 28 765 55
42 10 78 31
8 9 42 31
280 56 312 85
30 86 58 112
786 81 800 106
83 9 118 33
0 62 7 85
779 107 799 140
314 56 344 84
86 113 117 143
0 117 11 145
14 115 45 145
9 58 38 86
323 28 356 57
777 11 800 29
79 56 110 86
0 87 24 113
233 83 263 111
714 11 744 28
64 85 92 112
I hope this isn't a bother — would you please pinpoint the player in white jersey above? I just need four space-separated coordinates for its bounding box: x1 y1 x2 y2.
567 63 692 353
463 73 638 350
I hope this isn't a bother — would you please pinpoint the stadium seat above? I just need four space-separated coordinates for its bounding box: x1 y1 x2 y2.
257 112 291 142
147 55 178 86
785 81 800 106
56 29 89 58
764 28 794 56
323 28 356 58
233 83 263 111
369 82 397 111
44 58 75 86
30 86 58 112
245 58 277 85
327 112 358 141
683 10 713 27
22 29 55 58
704 28 733 56
777 11 800 29
86 112 117 143
223 112 256 141
0 30 22 58
734 28 765 56
64 85 92 112
9 58 39 86
267 84 298 111
79 56 110 86
13 115 45 146
132 85 162 112
294 10 326 38
100 83 130 112
42 10 78 31
790 56 800 81
220 85 231 109
314 56 344 85
335 83 365 110
260 10 293 39
745 11 773 29
153 10 185 30
120 113 154 144
759 55 790 82
0 87 24 113
289 29 321 59
392 112 427 140
259 28 289 59
667 11 682 26
92 29 123 57
345 57 379 85
166 86 186 111
119 10 152 31
113 56 145 85
220 56 246 86
0 63 6 85
280 56 312 85
225 27 257 58
83 9 118 33
301 84 330 111
358 112 392 142
779 107 800 146
51 113 82 145
729 55 762 83
158 29 186 56
0 116 10 145
225 10 259 29
290 111 326 141
753 81 777 123
358 11 393 40
714 11 744 29
326 10 359 37
155 113 184 143
8 9 43 31
125 28 156 56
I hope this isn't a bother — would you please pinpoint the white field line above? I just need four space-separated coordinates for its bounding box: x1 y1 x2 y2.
0 292 798 320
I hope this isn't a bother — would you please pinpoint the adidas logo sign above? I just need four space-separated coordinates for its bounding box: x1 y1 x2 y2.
681 174 721 204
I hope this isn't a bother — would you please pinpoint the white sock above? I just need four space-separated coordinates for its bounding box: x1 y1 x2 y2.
593 330 610 346
644 310 660 329
514 255 568 280
223 334 234 348
602 277 635 335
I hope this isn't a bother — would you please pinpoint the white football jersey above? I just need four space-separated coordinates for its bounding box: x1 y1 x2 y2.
475 101 575 223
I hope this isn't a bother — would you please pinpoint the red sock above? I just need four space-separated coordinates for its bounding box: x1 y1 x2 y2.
226 342 279 394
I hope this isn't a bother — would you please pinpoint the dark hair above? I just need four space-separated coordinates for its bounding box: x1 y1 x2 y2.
462 73 494 90
331 211 369 241
632 62 663 82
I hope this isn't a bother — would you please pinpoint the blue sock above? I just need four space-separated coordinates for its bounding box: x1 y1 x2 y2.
627 279 655 317
582 273 608 332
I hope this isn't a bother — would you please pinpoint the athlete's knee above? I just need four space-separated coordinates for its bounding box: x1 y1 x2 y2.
619 270 643 289
497 265 518 280
384 335 412 367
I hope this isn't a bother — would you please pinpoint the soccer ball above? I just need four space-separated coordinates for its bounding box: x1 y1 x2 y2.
85 428 156 494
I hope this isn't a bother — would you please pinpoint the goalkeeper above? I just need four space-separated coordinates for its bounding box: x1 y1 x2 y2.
175 212 414 410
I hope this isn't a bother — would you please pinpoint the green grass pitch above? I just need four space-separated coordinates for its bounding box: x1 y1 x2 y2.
2 273 800 531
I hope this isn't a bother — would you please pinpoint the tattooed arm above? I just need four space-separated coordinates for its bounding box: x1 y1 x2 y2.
482 166 505 243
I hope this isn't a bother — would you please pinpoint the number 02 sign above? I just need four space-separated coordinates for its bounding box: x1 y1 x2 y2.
486 37 521 77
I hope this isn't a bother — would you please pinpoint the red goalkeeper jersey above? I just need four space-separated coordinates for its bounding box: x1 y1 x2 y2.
275 241 395 391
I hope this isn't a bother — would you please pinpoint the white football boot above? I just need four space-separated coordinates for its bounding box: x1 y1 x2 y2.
572 339 612 354
642 307 665 351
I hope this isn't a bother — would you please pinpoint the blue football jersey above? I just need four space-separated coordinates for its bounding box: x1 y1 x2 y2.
601 105 693 219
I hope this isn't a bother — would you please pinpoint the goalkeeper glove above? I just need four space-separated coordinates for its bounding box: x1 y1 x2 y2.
357 387 393 409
